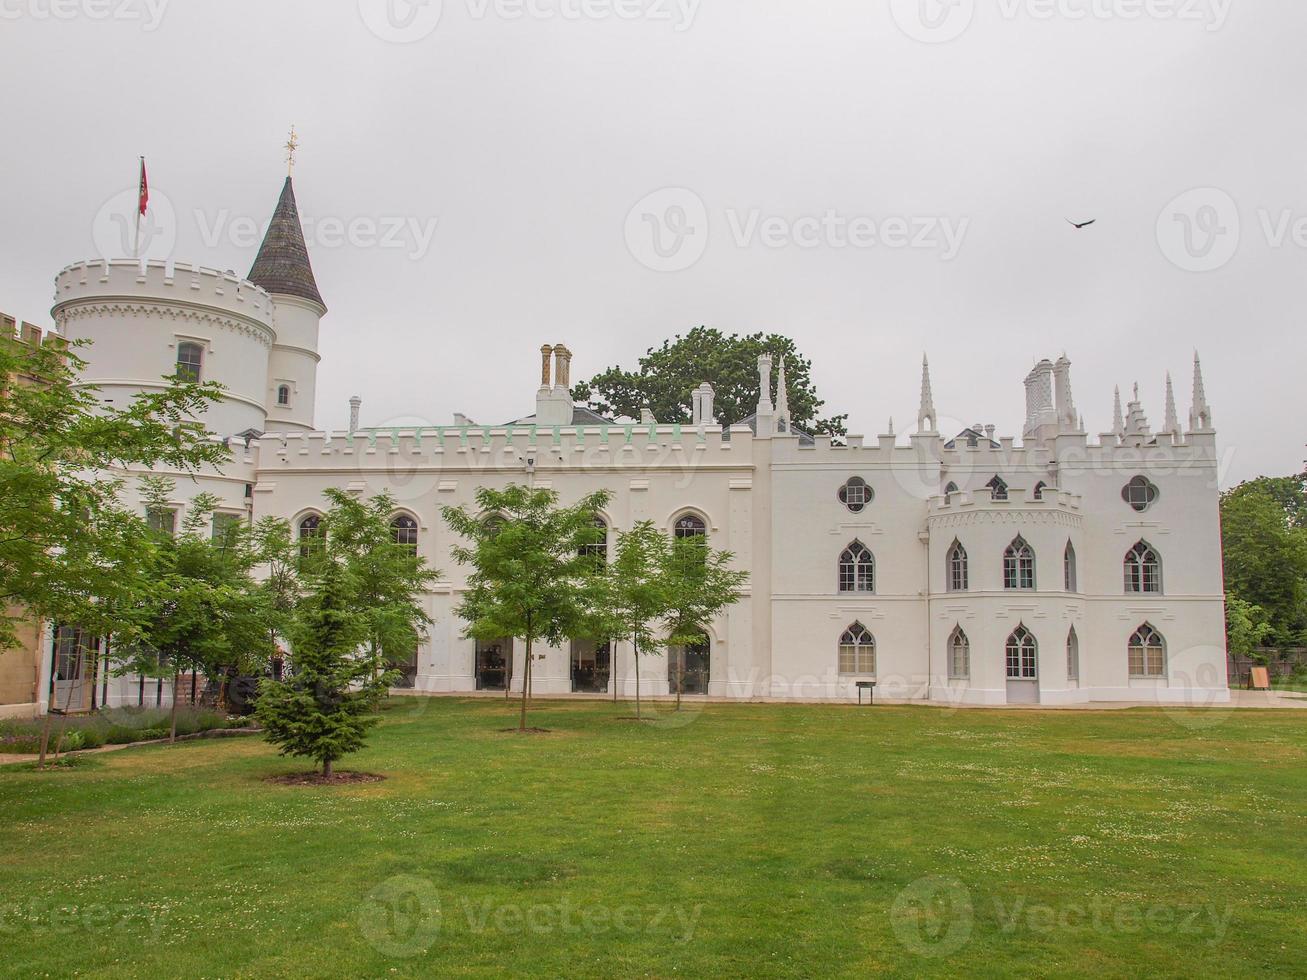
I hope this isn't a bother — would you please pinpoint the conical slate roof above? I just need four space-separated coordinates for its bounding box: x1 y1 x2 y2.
248 177 325 310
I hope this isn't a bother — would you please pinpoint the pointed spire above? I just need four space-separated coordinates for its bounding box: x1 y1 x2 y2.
1113 386 1125 439
248 177 326 310
1124 382 1151 439
775 357 790 425
1190 351 1212 430
888 417 895 436
918 353 937 433
1163 373 1180 435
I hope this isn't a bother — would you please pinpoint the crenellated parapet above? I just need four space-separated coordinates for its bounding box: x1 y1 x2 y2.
52 259 275 347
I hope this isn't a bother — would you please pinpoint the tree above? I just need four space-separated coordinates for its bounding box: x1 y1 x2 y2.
660 536 749 710
118 478 271 742
1225 593 1274 660
442 486 610 732
250 516 301 678
571 327 848 436
255 561 393 778
0 332 226 654
1220 479 1307 647
601 522 672 720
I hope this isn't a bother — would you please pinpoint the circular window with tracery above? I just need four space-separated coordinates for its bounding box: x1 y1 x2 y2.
1122 476 1160 513
838 477 874 513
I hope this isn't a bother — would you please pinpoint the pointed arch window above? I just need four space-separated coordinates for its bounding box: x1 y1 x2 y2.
947 540 968 592
297 513 323 558
1124 541 1162 594
175 341 203 382
1003 536 1036 591
1006 625 1038 680
944 482 959 496
839 541 875 594
838 623 876 675
948 626 970 680
1064 541 1078 593
1033 481 1048 500
987 476 1009 501
391 514 419 553
1128 624 1166 678
674 514 707 540
1067 627 1080 681
581 515 609 565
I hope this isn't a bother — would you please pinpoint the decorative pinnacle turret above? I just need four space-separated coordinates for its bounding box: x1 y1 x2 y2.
1163 373 1180 435
1113 386 1125 439
1190 351 1213 430
775 356 790 425
918 354 937 433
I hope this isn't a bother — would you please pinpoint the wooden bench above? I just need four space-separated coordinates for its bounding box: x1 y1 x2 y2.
856 681 876 705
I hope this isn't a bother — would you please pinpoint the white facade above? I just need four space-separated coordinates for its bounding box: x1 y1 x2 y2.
43 180 1230 710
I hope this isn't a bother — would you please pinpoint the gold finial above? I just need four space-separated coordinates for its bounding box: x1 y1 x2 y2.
285 125 300 176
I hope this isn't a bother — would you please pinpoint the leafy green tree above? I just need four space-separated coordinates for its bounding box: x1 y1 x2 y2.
572 327 847 436
661 536 749 710
303 490 441 682
118 478 271 742
255 561 393 778
250 516 301 674
600 522 672 720
1225 593 1274 660
442 485 610 732
1220 480 1307 647
0 332 226 654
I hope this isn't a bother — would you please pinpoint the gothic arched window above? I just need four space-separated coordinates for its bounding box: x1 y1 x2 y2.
947 540 968 592
1124 541 1162 594
391 514 419 553
838 623 876 675
839 541 875 594
948 626 970 680
297 513 323 558
1003 536 1036 591
1128 624 1166 678
1064 541 1078 593
987 476 1009 501
1006 625 1038 680
1067 627 1080 682
674 514 707 540
944 482 959 496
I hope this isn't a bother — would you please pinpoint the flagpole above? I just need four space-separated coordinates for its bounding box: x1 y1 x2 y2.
134 157 142 259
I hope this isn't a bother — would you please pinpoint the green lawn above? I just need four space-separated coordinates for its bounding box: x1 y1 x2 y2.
1 698 1303 978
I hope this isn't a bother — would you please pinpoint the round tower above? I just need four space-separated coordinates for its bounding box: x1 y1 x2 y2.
51 258 275 437
247 177 325 434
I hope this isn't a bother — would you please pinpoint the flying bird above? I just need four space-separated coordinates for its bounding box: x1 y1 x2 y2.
1066 218 1097 229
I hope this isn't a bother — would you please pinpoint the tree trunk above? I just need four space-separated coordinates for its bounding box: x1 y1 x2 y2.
37 710 53 769
676 647 683 712
634 640 641 720
169 668 181 743
323 757 333 779
520 636 532 732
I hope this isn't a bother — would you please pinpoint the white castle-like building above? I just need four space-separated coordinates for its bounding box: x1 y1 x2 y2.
42 176 1229 709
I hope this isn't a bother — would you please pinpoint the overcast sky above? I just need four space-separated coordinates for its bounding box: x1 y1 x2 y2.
1 0 1302 485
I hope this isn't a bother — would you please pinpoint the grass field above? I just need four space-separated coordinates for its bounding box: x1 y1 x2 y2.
1 698 1304 978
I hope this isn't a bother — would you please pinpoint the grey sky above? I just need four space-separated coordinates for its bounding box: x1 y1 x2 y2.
1 0 1302 485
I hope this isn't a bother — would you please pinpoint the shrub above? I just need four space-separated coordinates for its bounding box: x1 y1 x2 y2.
104 725 139 745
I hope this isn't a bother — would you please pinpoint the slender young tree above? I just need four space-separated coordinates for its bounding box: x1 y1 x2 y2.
660 536 749 710
118 479 270 742
601 522 673 720
304 489 440 682
443 486 610 732
255 560 394 778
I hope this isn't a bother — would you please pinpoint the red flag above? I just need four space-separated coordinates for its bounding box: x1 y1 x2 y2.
137 158 149 216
